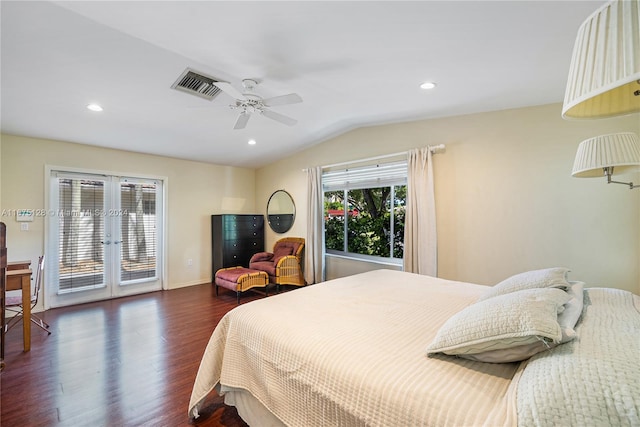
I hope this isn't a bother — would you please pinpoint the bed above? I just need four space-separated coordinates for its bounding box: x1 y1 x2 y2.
188 269 640 426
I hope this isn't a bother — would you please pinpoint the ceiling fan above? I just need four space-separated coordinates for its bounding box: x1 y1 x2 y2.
214 79 303 130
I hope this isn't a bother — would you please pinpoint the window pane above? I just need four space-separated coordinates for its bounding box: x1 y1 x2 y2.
324 190 345 251
347 188 391 257
393 184 406 258
323 184 406 260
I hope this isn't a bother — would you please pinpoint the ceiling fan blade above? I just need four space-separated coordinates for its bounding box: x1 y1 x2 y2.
214 82 247 101
261 109 297 126
263 93 303 107
234 112 250 130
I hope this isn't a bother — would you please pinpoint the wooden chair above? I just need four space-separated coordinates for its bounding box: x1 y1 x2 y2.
5 255 50 335
249 237 306 291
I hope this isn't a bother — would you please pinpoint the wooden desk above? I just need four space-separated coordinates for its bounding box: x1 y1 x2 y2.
6 269 32 352
8 260 31 271
0 223 6 370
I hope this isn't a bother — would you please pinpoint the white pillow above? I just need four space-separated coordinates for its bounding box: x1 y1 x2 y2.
459 340 550 363
426 287 570 362
478 267 570 301
557 281 584 343
465 281 585 362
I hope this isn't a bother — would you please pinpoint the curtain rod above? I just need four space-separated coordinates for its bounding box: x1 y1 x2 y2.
321 144 445 170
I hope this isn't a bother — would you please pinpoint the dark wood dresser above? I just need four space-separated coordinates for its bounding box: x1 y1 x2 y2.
211 214 264 282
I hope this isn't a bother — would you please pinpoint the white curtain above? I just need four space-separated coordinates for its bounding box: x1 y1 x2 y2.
403 147 437 276
305 166 324 284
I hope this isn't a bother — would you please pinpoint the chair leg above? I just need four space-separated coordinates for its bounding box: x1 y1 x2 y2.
31 314 51 335
4 315 23 334
4 314 51 336
31 313 49 328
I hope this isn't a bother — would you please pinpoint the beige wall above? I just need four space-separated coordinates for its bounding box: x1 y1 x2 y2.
2 101 638 314
256 103 640 294
0 134 256 310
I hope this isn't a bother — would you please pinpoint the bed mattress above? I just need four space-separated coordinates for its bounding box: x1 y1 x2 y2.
189 270 520 426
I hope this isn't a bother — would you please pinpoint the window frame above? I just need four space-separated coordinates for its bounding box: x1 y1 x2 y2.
322 161 406 265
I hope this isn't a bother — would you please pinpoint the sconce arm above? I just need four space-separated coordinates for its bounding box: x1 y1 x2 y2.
604 167 639 189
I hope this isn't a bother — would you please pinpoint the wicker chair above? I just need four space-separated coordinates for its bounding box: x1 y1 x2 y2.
249 237 305 290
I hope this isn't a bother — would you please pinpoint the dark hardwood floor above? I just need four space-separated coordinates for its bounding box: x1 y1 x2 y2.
0 283 273 427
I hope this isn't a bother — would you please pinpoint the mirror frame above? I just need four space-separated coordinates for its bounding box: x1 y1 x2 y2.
266 190 296 234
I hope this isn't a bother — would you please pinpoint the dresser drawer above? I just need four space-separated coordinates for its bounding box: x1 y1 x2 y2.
224 238 262 251
222 215 262 228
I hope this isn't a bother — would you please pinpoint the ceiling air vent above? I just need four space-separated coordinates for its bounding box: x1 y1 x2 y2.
171 68 223 101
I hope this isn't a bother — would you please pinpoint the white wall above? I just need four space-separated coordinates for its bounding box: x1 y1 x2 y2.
256 103 640 294
0 134 257 311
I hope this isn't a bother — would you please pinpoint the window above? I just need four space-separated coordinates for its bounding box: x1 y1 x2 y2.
323 161 406 262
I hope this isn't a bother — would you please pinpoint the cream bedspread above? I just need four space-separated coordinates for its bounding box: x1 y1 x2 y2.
188 270 520 426
516 288 640 426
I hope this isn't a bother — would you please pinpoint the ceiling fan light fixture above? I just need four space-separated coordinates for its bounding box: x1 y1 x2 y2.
420 81 437 90
248 139 257 145
215 78 302 129
87 103 103 112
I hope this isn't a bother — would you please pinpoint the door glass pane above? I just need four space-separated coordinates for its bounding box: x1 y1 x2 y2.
120 182 157 283
58 178 105 292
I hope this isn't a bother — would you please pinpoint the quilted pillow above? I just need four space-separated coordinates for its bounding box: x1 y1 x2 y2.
478 267 570 301
273 246 294 264
250 252 274 263
426 287 570 363
557 281 584 343
459 340 550 364
463 283 584 362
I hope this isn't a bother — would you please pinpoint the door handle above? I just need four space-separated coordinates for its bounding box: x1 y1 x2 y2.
113 240 122 245
101 240 111 245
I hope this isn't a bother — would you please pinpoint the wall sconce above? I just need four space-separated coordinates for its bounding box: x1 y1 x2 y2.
562 0 640 119
572 132 640 189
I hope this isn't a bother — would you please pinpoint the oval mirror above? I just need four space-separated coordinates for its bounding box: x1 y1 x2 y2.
267 190 295 233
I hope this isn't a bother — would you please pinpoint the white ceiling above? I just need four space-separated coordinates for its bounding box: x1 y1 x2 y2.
1 1 601 168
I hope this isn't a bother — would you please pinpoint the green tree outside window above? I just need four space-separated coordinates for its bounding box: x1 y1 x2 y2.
324 185 406 259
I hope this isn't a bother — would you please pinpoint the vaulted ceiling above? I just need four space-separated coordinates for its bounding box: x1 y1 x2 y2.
1 1 601 167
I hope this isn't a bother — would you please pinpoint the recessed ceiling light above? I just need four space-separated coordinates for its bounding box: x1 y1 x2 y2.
420 82 437 90
248 139 257 145
87 103 103 112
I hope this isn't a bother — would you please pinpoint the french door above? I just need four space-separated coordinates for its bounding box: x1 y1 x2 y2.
47 171 164 308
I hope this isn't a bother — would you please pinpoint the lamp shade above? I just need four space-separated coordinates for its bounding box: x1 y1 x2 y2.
562 0 640 119
572 132 640 177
